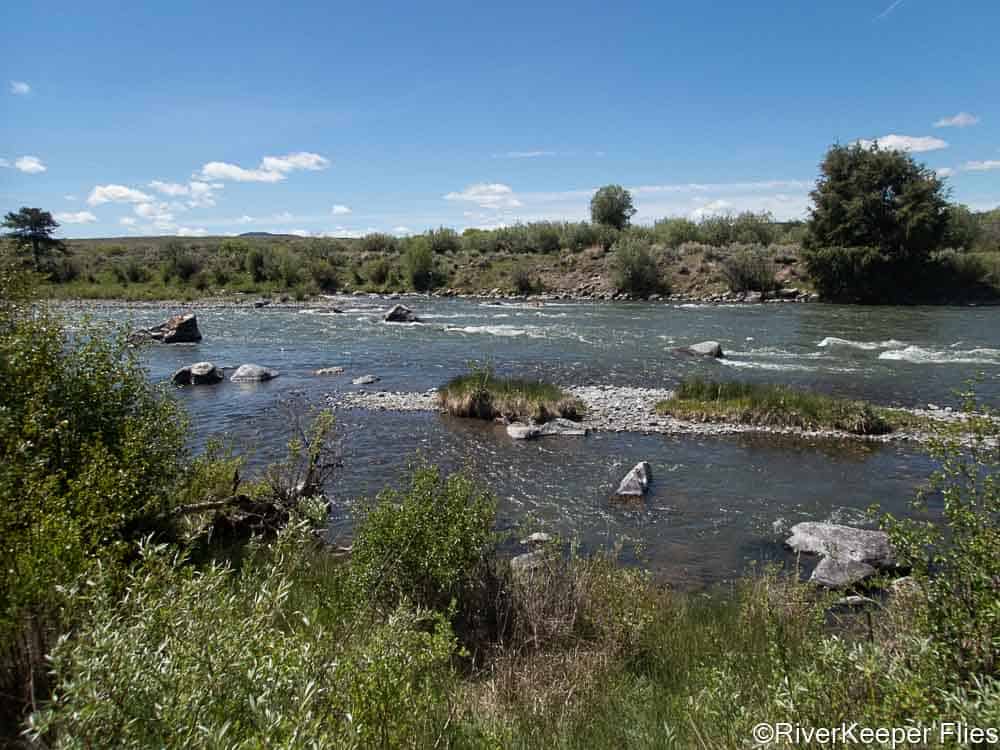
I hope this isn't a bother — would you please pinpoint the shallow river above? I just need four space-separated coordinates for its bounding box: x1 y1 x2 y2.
73 297 1000 587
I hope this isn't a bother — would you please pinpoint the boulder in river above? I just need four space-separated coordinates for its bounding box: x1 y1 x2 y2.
520 532 553 545
507 423 541 440
811 557 877 588
134 313 202 344
315 367 345 376
615 461 652 497
785 522 896 569
384 304 419 323
352 374 380 385
675 341 724 358
172 361 223 386
230 364 279 383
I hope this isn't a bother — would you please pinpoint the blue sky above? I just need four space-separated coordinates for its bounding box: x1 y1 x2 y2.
2 0 999 239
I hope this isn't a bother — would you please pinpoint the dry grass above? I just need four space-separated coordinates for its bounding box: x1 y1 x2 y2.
438 372 585 423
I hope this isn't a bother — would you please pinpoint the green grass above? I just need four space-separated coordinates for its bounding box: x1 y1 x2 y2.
655 378 901 435
439 370 584 423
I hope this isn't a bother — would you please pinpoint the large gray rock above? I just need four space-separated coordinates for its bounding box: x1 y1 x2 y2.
615 461 652 497
507 423 541 440
172 361 223 386
230 364 279 383
811 557 877 588
384 304 419 323
134 313 202 344
352 374 380 385
785 522 896 569
676 341 724 358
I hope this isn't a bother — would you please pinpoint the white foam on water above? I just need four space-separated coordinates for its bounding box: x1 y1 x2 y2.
877 346 1000 365
719 359 818 372
446 324 537 338
817 336 907 350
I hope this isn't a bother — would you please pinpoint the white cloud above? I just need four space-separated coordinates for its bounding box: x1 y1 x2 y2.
444 182 523 209
55 211 97 224
196 151 330 183
133 202 176 230
148 180 189 196
689 200 734 220
963 160 1000 172
88 184 153 206
64 194 77 201
856 134 948 153
874 0 905 20
237 215 255 224
494 150 555 159
14 155 46 173
119 216 137 226
289 229 312 237
392 226 411 235
332 204 352 215
150 179 222 208
260 152 330 172
934 112 979 128
197 161 286 183
10 81 30 95
176 226 208 237
0 159 8 168
936 167 955 178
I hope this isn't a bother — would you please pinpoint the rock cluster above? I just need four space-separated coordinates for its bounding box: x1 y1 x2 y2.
230 364 280 383
132 313 202 344
172 361 224 386
785 522 899 588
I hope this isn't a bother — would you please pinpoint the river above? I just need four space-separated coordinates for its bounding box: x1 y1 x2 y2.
72 296 1000 587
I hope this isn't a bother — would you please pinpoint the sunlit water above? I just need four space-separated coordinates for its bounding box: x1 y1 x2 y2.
68 297 1000 587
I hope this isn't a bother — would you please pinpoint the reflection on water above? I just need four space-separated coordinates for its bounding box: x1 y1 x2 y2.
63 297 995 585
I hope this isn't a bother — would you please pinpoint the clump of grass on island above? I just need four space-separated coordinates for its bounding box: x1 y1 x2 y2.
439 366 584 423
656 378 899 435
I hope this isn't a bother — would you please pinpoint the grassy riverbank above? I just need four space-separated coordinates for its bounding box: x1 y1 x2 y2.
655 378 931 436
439 369 585 422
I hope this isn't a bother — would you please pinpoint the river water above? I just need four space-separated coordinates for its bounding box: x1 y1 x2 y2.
74 297 1000 586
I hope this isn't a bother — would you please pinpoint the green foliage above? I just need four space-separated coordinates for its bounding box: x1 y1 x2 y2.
657 378 894 435
162 241 202 282
28 523 460 749
2 207 65 271
528 222 562 254
652 217 700 247
426 226 462 254
590 185 636 230
561 221 598 252
351 464 497 613
363 256 392 286
943 204 981 250
360 232 399 254
510 264 538 295
882 391 1000 677
721 248 778 293
244 247 266 283
806 142 949 263
403 238 438 291
610 235 662 297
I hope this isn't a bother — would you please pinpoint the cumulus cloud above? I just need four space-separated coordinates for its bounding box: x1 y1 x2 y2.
855 134 948 153
689 200 734 220
14 155 46 173
119 216 137 226
149 179 222 207
963 160 1000 172
196 151 330 183
88 184 153 206
55 211 97 224
444 182 523 209
936 167 955 178
934 112 980 128
332 204 352 215
392 226 411 235
10 81 30 95
176 227 208 237
289 229 312 237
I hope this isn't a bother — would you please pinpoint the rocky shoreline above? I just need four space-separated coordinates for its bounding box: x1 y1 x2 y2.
327 384 974 444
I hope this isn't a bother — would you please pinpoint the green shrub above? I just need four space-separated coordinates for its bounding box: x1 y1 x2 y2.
802 245 895 301
610 236 662 297
438 366 584 423
360 232 399 254
596 224 620 251
403 238 438 291
244 247 266 283
162 244 201 282
561 222 598 252
426 227 461 254
510 264 538 295
721 248 778 293
653 217 700 247
528 222 562 254
351 465 497 614
28 523 460 749
363 256 392 286
591 185 636 230
308 259 339 292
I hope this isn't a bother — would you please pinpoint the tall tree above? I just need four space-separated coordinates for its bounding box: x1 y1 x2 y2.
590 185 636 230
2 207 65 271
805 143 949 263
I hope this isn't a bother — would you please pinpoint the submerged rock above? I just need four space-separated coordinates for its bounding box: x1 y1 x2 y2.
352 374 380 385
384 304 419 323
676 341 724 358
315 366 345 376
537 418 588 437
134 313 202 344
172 361 223 386
811 557 877 588
520 532 553 545
231 364 279 383
507 423 541 440
615 461 652 497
